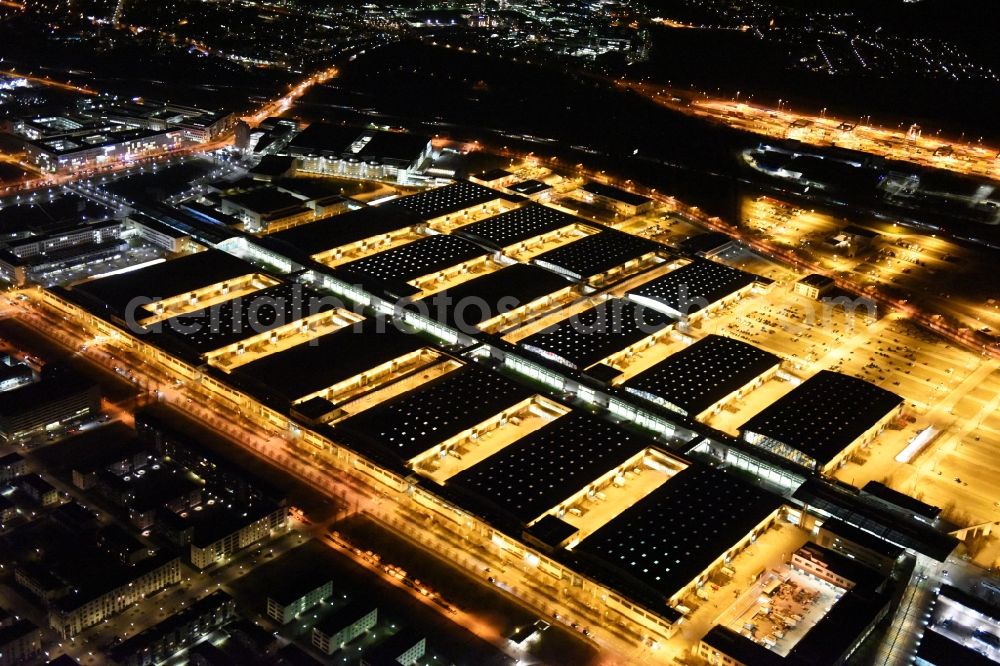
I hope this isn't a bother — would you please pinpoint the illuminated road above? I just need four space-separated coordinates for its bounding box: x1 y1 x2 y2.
0 68 97 95
0 65 337 195
2 293 622 665
623 82 1000 180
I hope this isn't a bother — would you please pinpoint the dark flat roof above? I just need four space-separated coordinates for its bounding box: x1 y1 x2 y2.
862 480 941 520
361 629 424 665
55 550 180 611
357 130 430 163
154 282 333 356
333 364 535 463
268 570 332 606
533 229 661 281
453 202 585 250
383 181 505 220
916 628 996 666
448 411 650 524
574 465 782 603
337 233 486 283
678 232 734 255
628 259 758 317
623 334 781 416
791 478 957 562
520 298 676 370
581 181 652 207
474 168 513 182
287 122 363 155
231 319 428 407
0 368 96 416
524 515 579 549
223 188 304 215
821 518 905 558
268 205 419 256
315 600 377 636
108 591 233 661
938 584 1000 624
508 179 553 196
72 250 255 316
741 370 904 466
177 499 282 547
700 626 784 666
789 588 889 665
799 273 836 288
412 263 571 329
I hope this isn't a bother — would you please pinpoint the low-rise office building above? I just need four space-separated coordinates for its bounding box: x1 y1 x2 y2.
795 273 835 300
0 365 100 441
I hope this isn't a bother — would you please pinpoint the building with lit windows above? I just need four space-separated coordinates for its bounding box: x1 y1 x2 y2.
0 365 100 441
312 602 378 655
49 552 182 637
107 591 237 666
289 123 432 183
360 630 425 666
166 500 287 570
266 573 333 624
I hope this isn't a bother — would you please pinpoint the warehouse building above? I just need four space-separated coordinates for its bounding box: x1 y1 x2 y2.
532 229 662 282
443 410 654 527
741 370 904 472
267 205 421 267
623 334 781 420
383 180 516 227
520 298 676 377
290 124 432 183
452 202 589 253
229 318 433 413
337 232 487 289
220 187 313 233
412 262 573 334
334 364 537 471
70 249 257 323
698 543 892 666
150 281 337 364
627 258 760 320
572 464 784 635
